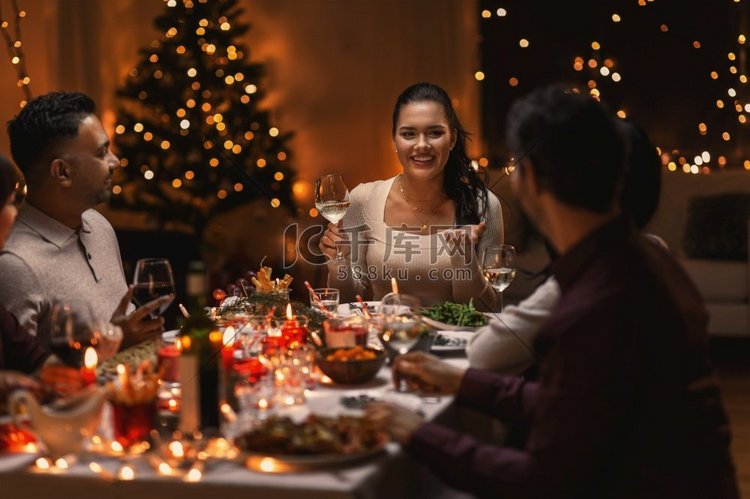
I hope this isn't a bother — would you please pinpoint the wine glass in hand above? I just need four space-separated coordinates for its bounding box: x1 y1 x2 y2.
378 294 424 391
481 244 516 309
315 174 351 261
133 258 176 318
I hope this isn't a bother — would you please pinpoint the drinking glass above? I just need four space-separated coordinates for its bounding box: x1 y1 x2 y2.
133 258 176 317
314 174 351 261
310 287 340 315
48 303 100 368
481 244 516 310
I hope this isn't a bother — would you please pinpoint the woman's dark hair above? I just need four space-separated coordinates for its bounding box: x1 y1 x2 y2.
0 155 19 204
392 82 488 225
618 121 661 229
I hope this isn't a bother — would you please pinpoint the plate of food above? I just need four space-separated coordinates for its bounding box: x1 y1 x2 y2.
431 330 475 353
234 414 388 470
420 299 488 331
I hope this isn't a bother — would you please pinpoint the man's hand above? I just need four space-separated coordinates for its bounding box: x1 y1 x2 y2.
111 286 172 348
392 351 466 395
0 371 43 400
364 401 424 444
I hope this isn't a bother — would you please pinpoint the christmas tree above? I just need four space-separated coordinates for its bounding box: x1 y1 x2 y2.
111 0 296 238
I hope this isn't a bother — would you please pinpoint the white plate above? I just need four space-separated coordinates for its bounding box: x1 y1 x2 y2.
430 330 475 353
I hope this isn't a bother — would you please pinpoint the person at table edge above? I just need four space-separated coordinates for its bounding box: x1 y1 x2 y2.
366 85 738 498
0 92 171 349
321 82 503 310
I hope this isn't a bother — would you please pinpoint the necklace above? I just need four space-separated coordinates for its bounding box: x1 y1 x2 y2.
397 174 444 233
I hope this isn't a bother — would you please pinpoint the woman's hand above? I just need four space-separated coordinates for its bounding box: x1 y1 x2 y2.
364 401 424 444
318 222 351 261
443 221 486 264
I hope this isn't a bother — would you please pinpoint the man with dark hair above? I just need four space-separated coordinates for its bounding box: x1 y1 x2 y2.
365 86 738 498
0 92 169 348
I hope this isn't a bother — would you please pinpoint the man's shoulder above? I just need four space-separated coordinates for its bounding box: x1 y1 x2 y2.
83 209 115 230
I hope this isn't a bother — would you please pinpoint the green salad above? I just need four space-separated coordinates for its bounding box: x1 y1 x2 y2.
421 299 488 327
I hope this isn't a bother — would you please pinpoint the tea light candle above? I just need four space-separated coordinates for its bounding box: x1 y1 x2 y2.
280 304 308 349
81 347 98 386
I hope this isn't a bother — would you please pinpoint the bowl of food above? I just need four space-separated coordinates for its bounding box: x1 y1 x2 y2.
316 346 386 385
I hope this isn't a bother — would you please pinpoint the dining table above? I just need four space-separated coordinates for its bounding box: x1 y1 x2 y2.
0 303 477 499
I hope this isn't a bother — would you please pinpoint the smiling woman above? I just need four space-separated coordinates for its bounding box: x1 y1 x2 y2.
319 82 504 310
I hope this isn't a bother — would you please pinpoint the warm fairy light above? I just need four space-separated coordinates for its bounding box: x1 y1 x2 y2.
35 457 50 470
244 131 255 141
474 71 485 81
478 157 489 167
186 468 202 482
668 162 677 171
729 52 736 61
682 164 691 173
278 151 287 161
232 144 242 154
717 100 725 108
269 127 279 137
134 122 144 132
519 38 529 48
11 56 19 64
694 156 704 166
235 73 245 81
497 8 507 16
271 198 281 208
690 165 699 174
223 140 234 150
158 462 172 475
481 9 491 18
702 151 711 163
590 88 600 99
259 457 276 472
153 70 163 79
617 110 627 119
112 185 122 195
693 41 701 49
612 13 621 22
600 67 610 76
180 119 190 129
741 75 748 83
257 158 267 167
718 156 727 166
119 465 135 480
728 88 737 97
660 24 669 32
722 132 731 141
588 80 597 89
591 41 600 50
739 115 747 124
588 59 597 68
573 61 583 71
216 122 226 132
509 77 519 86
186 98 196 107
160 140 171 150
115 125 125 134
730 66 738 74
274 172 284 181
144 170 155 180
740 34 747 44
233 182 243 192
209 158 219 167
172 179 182 188
187 68 197 77
55 458 69 470
710 71 719 79
745 160 750 171
244 84 257 94
698 123 707 133
224 75 235 84
217 190 227 199
89 462 102 474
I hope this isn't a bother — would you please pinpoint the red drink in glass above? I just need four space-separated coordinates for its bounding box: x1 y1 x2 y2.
112 401 156 448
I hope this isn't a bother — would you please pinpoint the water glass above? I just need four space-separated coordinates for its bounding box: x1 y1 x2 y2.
310 288 340 315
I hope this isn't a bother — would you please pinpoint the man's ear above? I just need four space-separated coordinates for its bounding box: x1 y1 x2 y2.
49 158 72 187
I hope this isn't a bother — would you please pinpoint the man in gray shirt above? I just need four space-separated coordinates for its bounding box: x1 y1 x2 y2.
0 92 169 348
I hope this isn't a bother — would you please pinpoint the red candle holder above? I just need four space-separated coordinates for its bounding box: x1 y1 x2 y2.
281 315 309 349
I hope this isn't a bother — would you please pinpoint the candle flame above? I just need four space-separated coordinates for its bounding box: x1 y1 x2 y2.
286 303 293 320
391 277 399 294
116 364 126 375
84 347 98 369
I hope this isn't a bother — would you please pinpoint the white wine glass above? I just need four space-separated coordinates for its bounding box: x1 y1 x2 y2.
133 258 176 318
315 174 351 261
378 293 423 392
482 244 516 310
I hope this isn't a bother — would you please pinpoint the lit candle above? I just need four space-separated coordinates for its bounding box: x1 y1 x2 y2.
391 277 399 294
280 304 308 349
81 347 97 386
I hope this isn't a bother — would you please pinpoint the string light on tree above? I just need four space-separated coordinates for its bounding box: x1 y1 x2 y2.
0 0 32 103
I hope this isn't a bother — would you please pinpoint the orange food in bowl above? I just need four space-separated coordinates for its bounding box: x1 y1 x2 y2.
325 346 377 362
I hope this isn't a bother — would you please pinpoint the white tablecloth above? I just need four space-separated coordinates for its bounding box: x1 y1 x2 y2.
0 358 472 499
